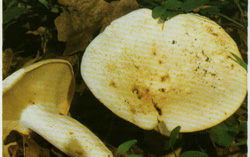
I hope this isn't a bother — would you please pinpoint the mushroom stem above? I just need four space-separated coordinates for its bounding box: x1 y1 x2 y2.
19 105 112 157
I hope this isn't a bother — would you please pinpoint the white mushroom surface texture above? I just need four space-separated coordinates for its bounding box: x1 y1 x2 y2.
3 59 112 157
81 9 247 133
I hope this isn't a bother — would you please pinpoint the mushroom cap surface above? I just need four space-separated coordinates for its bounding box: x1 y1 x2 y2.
81 9 247 132
3 59 75 139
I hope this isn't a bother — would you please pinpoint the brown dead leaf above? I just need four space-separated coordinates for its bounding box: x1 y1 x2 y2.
58 0 75 6
8 144 22 157
23 136 50 157
55 0 138 55
54 11 74 42
3 48 14 79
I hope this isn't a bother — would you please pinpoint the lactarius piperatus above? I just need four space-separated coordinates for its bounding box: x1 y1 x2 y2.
81 9 247 133
3 59 112 157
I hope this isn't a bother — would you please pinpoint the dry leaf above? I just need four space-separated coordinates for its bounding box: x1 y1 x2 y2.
54 0 138 55
23 136 51 157
2 48 14 79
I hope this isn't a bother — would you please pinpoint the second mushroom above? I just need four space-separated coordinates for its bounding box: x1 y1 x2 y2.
3 59 112 157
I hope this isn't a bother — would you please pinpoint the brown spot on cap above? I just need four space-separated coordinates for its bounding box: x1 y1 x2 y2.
130 107 136 114
75 151 83 155
159 88 166 92
161 74 169 82
210 73 216 76
132 86 139 94
109 81 117 88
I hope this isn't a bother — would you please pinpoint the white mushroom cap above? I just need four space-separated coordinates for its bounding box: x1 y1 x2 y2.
3 59 113 156
81 9 247 133
3 59 75 140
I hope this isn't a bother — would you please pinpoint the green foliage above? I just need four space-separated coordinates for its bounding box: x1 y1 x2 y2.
240 121 247 133
161 11 181 19
208 116 239 147
152 6 166 19
38 0 49 8
137 0 246 28
231 53 247 71
3 0 51 24
199 7 220 14
3 7 27 24
180 151 209 157
117 140 142 157
6 0 18 9
163 0 182 10
164 126 181 150
150 0 210 20
181 0 209 12
232 140 247 146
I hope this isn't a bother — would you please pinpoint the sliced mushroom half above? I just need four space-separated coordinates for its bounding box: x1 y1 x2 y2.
81 9 247 133
3 59 112 156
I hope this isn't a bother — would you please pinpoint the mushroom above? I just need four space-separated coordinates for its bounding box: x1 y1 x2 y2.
3 59 112 156
81 9 247 134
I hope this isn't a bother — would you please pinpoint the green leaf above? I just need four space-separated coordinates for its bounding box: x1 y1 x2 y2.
125 155 143 157
209 117 239 147
6 0 18 9
164 126 181 150
231 140 247 146
163 0 182 10
3 7 27 24
152 6 166 19
200 7 220 14
38 0 49 8
161 11 181 20
240 121 247 133
181 0 209 12
233 0 244 16
231 53 247 71
211 13 245 28
117 140 138 156
180 151 209 157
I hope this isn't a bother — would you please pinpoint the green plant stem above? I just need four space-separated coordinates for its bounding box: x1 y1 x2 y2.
146 0 158 7
215 13 245 28
233 0 244 17
171 146 177 157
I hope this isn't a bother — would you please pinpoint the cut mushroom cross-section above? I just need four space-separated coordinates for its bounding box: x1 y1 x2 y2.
81 9 247 133
3 59 112 157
